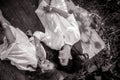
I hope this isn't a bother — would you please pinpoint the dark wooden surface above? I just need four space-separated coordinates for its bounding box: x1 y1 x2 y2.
0 0 44 32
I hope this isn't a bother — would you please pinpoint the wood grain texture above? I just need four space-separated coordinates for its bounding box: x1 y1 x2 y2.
0 0 44 32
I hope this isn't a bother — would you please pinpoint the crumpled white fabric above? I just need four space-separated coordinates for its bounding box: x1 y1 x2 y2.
29 36 46 59
35 0 80 50
0 26 38 71
75 7 105 58
81 28 105 58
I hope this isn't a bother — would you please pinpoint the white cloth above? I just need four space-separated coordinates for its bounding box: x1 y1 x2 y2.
81 28 105 58
0 26 38 71
34 0 80 50
75 7 105 58
29 36 46 59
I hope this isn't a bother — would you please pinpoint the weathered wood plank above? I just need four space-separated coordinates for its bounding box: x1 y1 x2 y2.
0 0 44 32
